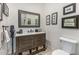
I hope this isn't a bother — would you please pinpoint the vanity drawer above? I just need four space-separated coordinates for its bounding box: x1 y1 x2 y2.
18 46 31 52
32 34 45 39
33 34 46 47
33 39 45 47
19 40 33 49
18 36 33 49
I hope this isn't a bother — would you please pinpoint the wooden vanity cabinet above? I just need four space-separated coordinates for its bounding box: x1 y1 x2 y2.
16 33 46 55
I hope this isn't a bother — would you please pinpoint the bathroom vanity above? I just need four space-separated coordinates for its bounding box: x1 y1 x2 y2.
16 32 46 55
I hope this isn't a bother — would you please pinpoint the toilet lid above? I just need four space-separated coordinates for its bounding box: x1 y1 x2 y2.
52 49 70 55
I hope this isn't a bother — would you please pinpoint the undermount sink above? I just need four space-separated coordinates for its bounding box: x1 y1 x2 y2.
16 32 45 37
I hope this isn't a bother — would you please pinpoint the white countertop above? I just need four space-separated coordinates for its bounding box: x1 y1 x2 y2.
16 32 45 37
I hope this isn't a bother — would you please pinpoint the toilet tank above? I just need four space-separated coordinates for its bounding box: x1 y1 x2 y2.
60 37 78 54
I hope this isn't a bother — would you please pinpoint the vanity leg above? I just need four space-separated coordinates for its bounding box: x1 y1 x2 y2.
36 47 38 53
36 47 38 51
43 45 46 51
29 49 32 54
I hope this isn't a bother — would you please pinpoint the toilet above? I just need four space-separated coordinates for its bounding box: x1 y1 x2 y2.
52 37 78 55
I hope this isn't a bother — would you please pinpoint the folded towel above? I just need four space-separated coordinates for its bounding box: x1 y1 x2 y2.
4 30 10 43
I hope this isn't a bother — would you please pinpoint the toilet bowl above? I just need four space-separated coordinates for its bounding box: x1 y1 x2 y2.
52 49 70 55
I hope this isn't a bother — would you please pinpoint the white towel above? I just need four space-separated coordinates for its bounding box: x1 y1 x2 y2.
0 29 3 49
4 30 10 43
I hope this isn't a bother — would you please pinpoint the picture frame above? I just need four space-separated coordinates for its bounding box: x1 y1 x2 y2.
18 10 40 28
3 3 9 16
51 12 58 25
0 3 2 21
62 15 79 28
46 15 50 25
63 3 76 15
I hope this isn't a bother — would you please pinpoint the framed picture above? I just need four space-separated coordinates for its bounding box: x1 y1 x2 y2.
51 12 58 25
3 3 9 16
46 15 50 25
62 15 79 28
63 3 76 15
0 3 2 21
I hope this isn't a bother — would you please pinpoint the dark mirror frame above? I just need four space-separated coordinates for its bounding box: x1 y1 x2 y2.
62 15 79 29
18 10 40 28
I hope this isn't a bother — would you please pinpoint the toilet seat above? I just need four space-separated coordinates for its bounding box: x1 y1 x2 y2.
52 49 70 55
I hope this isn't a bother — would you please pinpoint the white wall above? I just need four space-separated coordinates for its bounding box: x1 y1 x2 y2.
41 3 79 54
7 3 44 31
0 3 79 55
0 3 44 32
0 3 44 54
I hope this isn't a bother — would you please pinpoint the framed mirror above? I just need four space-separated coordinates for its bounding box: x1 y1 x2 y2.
18 10 40 28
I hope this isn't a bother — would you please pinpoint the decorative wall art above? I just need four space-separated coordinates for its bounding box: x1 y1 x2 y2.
3 3 9 16
0 3 2 21
51 12 58 25
46 15 50 25
62 15 79 28
63 3 76 15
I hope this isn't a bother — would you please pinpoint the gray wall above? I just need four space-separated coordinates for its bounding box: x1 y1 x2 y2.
0 3 44 54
